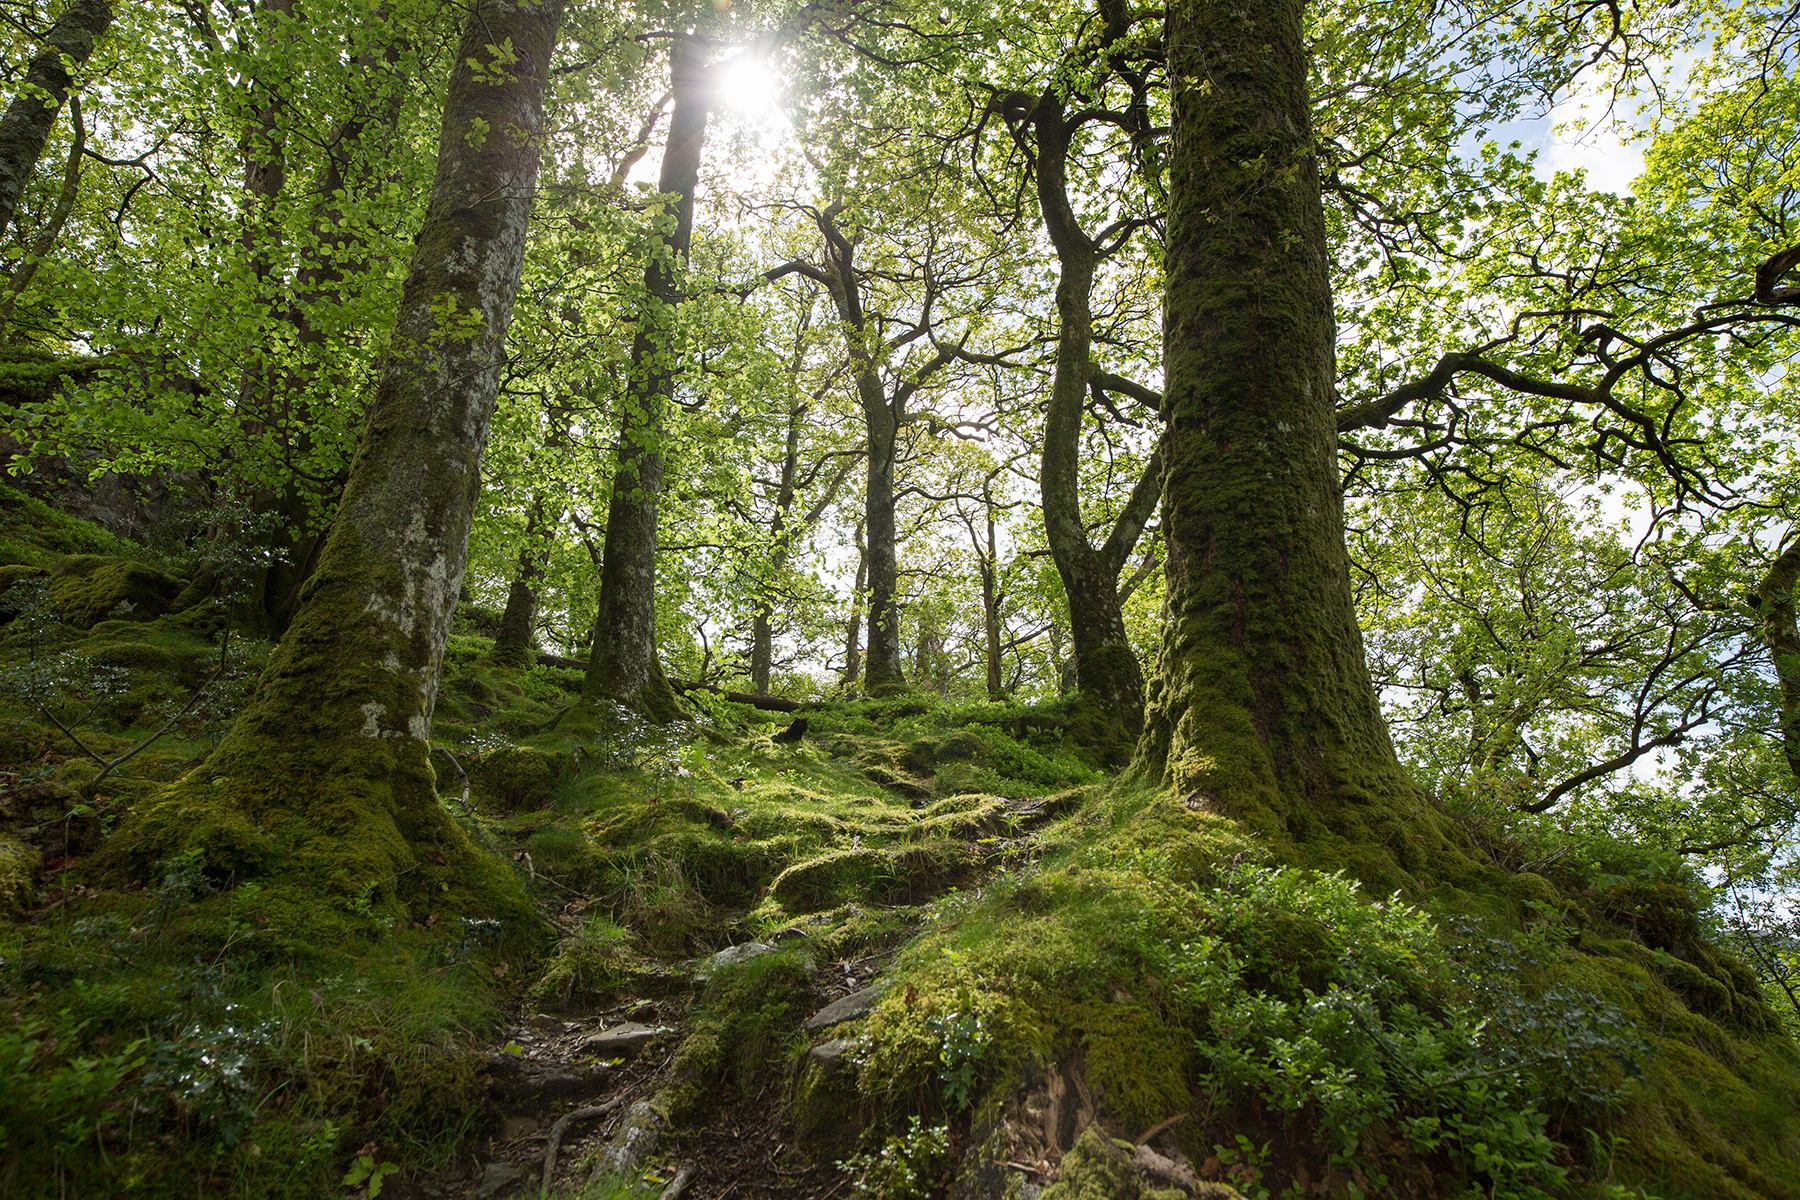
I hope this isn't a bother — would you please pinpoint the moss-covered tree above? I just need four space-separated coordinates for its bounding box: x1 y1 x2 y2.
1135 0 1462 883
108 0 565 930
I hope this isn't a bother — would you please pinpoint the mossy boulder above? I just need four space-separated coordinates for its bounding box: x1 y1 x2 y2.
0 831 38 913
49 556 185 628
469 745 564 811
768 842 978 912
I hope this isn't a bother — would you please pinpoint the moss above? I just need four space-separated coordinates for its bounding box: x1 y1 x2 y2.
469 744 565 811
0 484 141 568
49 556 186 628
658 947 815 1121
1040 1127 1225 1200
1072 1003 1192 1135
529 920 638 1008
0 831 38 913
767 842 978 912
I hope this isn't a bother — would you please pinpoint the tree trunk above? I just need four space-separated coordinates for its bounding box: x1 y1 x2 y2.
0 0 112 245
113 0 564 925
585 34 711 722
982 505 1004 700
843 522 866 692
492 496 550 668
751 397 805 695
855 337 907 694
1135 0 1455 883
1029 88 1157 756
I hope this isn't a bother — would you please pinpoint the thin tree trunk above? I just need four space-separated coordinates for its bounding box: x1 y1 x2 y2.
843 523 867 692
114 0 565 919
1135 0 1461 885
585 34 712 721
492 496 550 668
0 0 112 246
752 396 805 695
982 503 1004 700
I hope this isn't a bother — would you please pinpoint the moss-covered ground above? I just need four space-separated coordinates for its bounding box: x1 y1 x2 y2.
2 492 1799 1200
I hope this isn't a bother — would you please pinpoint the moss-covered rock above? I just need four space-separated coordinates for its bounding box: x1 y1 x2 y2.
469 744 565 811
0 830 38 913
768 842 979 912
49 556 185 628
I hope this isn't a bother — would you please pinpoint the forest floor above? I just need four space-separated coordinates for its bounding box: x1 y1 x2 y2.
6 485 1800 1200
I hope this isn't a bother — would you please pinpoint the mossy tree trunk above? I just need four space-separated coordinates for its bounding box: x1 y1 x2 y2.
1754 539 1800 785
584 34 711 723
1136 0 1445 878
118 0 564 919
0 0 112 245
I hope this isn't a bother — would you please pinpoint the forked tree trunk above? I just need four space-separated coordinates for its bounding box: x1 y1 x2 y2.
585 34 711 722
1136 0 1457 880
1031 89 1158 751
0 0 112 245
116 0 564 917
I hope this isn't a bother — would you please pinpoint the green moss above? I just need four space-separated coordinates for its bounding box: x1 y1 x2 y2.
0 484 142 568
0 831 38 913
469 744 566 811
1040 1128 1227 1200
767 842 978 912
658 947 815 1121
1073 1003 1191 1135
49 556 186 628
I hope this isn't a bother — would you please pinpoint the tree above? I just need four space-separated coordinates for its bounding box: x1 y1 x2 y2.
0 0 113 245
1136 0 1470 881
109 0 565 927
584 28 715 720
988 4 1163 748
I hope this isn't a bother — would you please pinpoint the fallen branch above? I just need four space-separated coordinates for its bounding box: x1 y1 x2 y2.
659 1164 695 1200
433 744 471 810
541 1096 628 1195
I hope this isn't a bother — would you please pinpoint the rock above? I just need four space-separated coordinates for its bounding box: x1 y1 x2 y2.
576 1021 667 1058
472 1161 524 1200
804 982 888 1031
696 941 775 979
524 1013 560 1032
808 1037 851 1066
627 1000 657 1021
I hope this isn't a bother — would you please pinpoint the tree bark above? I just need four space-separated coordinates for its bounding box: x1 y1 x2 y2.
585 34 711 721
1754 539 1800 787
1135 0 1450 881
114 0 564 917
0 0 112 246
